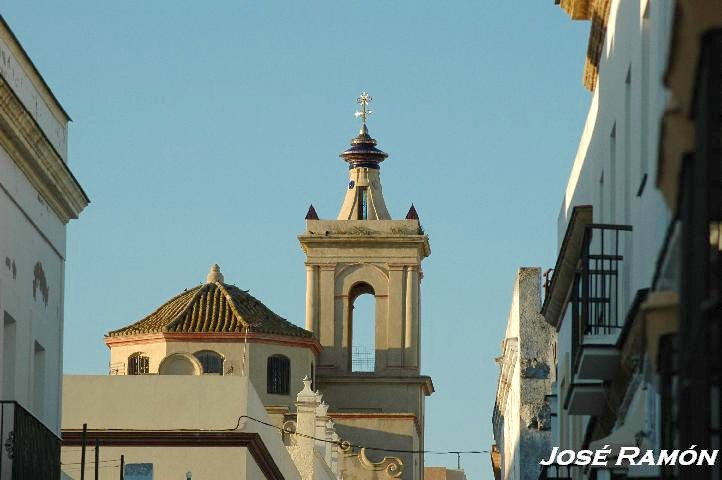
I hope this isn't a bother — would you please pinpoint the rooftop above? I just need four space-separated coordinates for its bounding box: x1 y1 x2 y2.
107 265 311 339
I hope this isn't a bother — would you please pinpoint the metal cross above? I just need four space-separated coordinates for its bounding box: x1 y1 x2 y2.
355 91 373 126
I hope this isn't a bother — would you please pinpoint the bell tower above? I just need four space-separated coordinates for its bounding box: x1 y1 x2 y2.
299 93 433 479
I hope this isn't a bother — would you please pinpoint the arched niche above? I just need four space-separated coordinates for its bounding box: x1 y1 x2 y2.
334 263 391 372
158 353 201 375
335 263 388 297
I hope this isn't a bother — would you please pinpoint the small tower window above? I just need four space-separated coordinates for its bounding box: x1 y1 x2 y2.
357 187 368 220
128 353 150 375
194 350 223 375
267 355 290 395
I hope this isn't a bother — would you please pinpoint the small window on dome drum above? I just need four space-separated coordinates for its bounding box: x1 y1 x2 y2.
194 350 223 375
128 353 149 375
267 355 290 395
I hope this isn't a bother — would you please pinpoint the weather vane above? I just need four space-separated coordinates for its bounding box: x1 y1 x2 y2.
355 91 373 127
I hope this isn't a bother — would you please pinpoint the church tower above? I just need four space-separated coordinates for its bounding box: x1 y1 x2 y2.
299 93 433 479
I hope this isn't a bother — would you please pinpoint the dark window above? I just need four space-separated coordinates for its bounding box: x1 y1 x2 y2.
267 355 290 395
659 334 679 479
357 187 368 220
128 353 149 375
676 30 722 479
194 350 223 375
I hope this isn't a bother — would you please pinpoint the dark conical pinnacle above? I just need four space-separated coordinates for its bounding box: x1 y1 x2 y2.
405 204 419 220
305 204 319 220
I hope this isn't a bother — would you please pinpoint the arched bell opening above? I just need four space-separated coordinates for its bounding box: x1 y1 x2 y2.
348 282 376 372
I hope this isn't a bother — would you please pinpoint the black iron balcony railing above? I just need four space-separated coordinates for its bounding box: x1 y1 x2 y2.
571 224 632 368
0 401 60 480
538 463 572 480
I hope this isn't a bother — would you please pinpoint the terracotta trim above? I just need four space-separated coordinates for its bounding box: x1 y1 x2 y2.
61 430 286 480
104 332 322 356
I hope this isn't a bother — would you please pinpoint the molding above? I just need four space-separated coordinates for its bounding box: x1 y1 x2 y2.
559 0 592 20
329 412 416 420
582 0 612 91
61 430 285 480
298 234 431 258
556 0 612 92
335 262 390 281
0 76 88 223
316 374 434 396
104 332 323 356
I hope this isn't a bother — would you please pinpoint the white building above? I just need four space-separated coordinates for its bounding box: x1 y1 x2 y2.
491 268 555 480
540 0 722 479
0 15 88 480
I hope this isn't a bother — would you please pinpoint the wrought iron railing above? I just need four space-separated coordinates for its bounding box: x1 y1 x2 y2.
571 224 632 370
0 401 60 480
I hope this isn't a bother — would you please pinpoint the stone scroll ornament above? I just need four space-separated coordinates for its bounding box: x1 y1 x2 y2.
340 440 404 478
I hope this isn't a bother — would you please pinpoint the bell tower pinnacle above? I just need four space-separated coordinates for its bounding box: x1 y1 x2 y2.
299 93 433 479
337 92 391 220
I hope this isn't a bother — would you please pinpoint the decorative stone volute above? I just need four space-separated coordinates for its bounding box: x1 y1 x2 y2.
206 264 224 284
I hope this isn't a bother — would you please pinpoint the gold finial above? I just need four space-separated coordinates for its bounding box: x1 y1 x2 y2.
354 91 373 128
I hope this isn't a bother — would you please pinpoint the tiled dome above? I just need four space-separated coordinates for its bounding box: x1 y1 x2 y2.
107 265 311 338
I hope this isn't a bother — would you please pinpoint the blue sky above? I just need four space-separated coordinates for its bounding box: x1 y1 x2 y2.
4 2 590 478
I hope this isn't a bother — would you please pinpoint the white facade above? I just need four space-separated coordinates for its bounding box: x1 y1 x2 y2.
545 0 676 477
492 268 554 480
0 16 87 436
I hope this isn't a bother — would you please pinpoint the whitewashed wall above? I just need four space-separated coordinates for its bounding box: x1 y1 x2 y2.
553 0 675 454
0 141 67 433
0 21 74 435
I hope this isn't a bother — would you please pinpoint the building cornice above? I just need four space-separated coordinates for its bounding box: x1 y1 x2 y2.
557 0 612 92
298 234 431 258
558 0 593 20
62 430 285 480
0 76 88 223
104 331 323 356
582 0 612 91
316 374 434 396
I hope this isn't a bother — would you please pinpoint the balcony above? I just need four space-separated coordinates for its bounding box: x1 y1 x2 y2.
0 401 60 480
571 224 632 381
565 382 607 415
539 464 572 479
